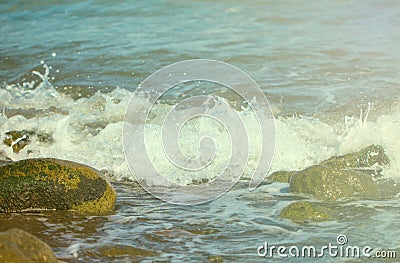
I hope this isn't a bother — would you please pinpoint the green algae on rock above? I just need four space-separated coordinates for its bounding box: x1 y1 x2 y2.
289 165 380 201
0 158 116 213
280 201 333 222
0 228 58 263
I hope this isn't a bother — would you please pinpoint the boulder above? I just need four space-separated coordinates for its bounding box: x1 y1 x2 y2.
268 145 389 201
0 228 57 263
280 201 333 222
0 158 116 213
289 165 380 201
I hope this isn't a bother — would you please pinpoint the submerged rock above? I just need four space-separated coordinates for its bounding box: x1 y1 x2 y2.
96 245 159 258
289 165 380 201
280 201 333 222
0 228 58 263
0 158 116 213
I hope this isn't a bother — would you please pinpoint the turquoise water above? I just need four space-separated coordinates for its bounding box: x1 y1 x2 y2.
1 1 400 262
2 0 400 113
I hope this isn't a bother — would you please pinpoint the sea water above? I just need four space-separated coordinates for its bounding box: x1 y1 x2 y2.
1 0 400 262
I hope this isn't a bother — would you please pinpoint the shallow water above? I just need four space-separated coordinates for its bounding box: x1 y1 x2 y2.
1 0 400 262
1 182 400 262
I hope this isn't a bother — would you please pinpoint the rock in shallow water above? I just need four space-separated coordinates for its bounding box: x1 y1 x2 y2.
0 158 116 213
274 145 389 222
268 145 389 202
289 165 380 201
0 228 58 263
280 201 333 222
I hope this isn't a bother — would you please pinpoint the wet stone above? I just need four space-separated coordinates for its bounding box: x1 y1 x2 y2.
0 158 116 213
0 228 58 263
280 201 334 222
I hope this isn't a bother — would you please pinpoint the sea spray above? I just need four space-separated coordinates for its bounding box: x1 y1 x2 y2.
0 66 399 184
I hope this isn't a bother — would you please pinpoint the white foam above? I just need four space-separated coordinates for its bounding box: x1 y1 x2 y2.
0 69 399 184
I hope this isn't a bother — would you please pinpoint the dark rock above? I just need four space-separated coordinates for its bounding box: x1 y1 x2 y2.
0 228 58 263
0 158 116 213
280 201 333 222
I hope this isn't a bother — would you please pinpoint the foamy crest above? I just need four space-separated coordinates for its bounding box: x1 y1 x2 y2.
0 65 398 188
123 60 275 204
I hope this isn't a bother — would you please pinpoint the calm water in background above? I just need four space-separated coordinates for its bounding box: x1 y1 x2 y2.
1 1 400 262
2 0 400 113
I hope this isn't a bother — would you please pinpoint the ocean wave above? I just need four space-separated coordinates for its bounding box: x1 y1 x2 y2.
0 65 399 185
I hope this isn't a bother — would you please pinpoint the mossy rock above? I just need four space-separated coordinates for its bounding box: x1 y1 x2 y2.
268 171 297 183
289 165 380 201
280 201 333 222
0 228 58 263
320 144 389 169
0 158 116 213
